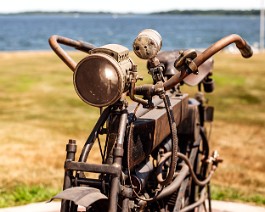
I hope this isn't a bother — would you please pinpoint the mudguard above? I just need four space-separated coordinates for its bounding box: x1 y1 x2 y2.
51 187 107 208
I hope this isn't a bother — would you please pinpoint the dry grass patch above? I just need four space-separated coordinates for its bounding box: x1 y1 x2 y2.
210 121 265 194
0 51 264 206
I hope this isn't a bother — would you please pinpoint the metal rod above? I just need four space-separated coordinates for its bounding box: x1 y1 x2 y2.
109 110 128 212
261 0 265 51
76 177 109 188
79 106 111 162
116 111 128 146
193 34 253 66
65 161 120 176
178 152 216 186
61 139 77 212
155 164 189 200
179 187 207 212
163 34 252 91
49 35 96 71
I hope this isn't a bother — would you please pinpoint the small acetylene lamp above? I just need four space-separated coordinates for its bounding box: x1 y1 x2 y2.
133 29 162 60
73 44 134 107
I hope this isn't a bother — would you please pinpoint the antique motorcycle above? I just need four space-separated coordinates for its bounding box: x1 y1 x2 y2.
49 29 252 212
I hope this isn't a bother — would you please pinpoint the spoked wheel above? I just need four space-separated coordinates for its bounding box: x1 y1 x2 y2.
173 104 211 212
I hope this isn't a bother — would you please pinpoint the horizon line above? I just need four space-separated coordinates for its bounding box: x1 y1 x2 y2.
0 9 261 15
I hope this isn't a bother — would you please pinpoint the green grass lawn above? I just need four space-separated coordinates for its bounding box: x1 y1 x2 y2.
0 50 264 207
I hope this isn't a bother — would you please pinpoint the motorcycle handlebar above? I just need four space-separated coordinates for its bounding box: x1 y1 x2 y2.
193 34 252 67
49 34 253 100
163 34 253 91
48 35 96 71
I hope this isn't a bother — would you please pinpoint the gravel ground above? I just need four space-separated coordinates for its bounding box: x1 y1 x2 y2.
0 201 264 212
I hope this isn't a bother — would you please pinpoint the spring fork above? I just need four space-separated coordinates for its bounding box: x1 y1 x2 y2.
108 109 128 212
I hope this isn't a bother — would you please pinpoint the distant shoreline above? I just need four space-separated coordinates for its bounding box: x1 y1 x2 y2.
0 9 261 16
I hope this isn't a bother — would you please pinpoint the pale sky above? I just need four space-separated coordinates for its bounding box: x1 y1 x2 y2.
0 0 263 13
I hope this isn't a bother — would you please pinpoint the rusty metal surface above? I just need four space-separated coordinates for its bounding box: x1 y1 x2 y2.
51 187 107 208
65 161 120 175
163 34 252 90
48 31 254 212
193 34 253 68
138 94 188 147
184 56 214 86
128 94 188 168
178 104 200 140
156 50 214 86
133 29 162 60
48 35 96 71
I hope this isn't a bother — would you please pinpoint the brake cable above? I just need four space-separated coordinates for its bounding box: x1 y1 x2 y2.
157 92 179 186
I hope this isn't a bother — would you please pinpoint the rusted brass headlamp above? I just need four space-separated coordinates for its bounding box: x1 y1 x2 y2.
73 44 134 107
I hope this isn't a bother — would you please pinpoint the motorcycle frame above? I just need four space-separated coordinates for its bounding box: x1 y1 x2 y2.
61 90 211 212
62 105 128 212
48 33 252 212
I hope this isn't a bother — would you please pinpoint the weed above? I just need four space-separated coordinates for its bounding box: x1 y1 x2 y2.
0 185 60 208
212 184 265 205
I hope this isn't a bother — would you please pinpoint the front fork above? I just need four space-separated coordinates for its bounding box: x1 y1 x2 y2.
108 110 128 212
61 139 77 212
61 109 128 212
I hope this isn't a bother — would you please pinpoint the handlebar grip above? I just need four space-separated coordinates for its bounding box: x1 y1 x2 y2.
236 41 253 58
193 34 253 68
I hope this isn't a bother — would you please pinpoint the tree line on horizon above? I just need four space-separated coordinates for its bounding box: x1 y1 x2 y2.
0 9 261 16
151 9 260 16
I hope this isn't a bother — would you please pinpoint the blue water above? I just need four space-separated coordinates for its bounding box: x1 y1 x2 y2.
0 14 261 51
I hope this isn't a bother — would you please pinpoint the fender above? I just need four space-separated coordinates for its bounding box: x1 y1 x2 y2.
51 187 107 208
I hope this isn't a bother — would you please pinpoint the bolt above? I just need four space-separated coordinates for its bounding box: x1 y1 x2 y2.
68 139 76 144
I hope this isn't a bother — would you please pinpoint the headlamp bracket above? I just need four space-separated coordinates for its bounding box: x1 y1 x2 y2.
91 44 129 63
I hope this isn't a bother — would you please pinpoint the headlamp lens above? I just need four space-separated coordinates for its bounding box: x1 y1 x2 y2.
74 54 122 107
